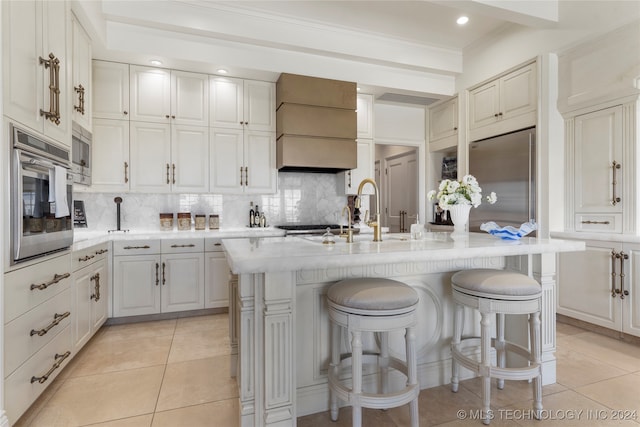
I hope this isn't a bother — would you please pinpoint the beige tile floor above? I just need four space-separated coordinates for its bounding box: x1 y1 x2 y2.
14 316 640 427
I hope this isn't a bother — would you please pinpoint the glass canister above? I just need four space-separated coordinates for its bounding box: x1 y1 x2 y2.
177 212 191 230
195 214 206 230
209 214 219 230
160 213 174 231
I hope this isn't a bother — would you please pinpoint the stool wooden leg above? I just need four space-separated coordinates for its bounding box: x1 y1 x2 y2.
379 332 390 395
451 302 464 393
496 313 506 390
330 322 341 421
351 329 363 427
530 311 543 419
406 326 419 427
480 312 492 425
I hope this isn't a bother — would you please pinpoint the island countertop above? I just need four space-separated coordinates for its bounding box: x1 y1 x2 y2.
222 232 586 274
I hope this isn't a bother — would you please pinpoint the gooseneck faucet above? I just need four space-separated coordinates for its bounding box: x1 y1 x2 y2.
355 178 382 242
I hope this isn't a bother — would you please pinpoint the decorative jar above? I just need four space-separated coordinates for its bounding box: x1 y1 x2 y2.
160 213 173 231
209 214 220 230
195 214 206 230
177 212 191 230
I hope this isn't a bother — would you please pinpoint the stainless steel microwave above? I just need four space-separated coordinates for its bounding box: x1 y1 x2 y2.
11 124 74 264
71 121 91 185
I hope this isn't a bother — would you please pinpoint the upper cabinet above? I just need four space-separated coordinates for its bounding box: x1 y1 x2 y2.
558 22 640 114
468 62 536 141
71 12 91 131
210 77 275 132
2 0 70 146
428 95 458 151
129 66 209 126
92 61 130 120
356 93 374 139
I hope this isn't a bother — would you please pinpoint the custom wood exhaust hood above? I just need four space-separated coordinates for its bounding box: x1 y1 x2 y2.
276 73 357 173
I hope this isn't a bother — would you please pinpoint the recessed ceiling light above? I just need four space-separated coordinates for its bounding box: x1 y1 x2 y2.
150 60 163 66
357 87 361 92
457 16 469 25
217 68 228 74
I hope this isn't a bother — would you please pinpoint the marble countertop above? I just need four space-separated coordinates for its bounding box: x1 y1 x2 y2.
72 227 285 251
222 232 586 274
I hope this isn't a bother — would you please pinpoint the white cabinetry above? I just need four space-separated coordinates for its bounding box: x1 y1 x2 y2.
4 253 73 425
72 242 109 352
569 105 625 233
130 66 208 126
338 94 374 195
71 12 91 130
113 239 204 317
210 128 276 194
428 96 458 151
468 62 536 141
558 239 640 337
91 118 130 191
92 60 129 120
2 0 70 146
205 238 230 309
210 76 275 131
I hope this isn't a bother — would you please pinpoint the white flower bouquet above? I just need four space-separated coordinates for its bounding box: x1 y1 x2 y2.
427 174 497 209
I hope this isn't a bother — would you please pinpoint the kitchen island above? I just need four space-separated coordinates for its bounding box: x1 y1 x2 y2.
222 232 585 427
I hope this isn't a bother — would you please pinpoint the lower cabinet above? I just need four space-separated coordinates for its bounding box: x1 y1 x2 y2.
205 238 231 308
113 239 205 317
558 238 640 337
4 252 73 425
73 243 109 352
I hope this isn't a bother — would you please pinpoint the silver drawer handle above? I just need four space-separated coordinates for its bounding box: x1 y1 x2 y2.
31 351 71 384
95 249 109 255
78 254 95 262
123 245 150 250
214 243 222 246
30 312 70 337
170 244 195 248
30 273 71 291
581 220 610 225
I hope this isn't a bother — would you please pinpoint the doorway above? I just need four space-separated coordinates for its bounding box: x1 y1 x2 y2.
375 145 419 233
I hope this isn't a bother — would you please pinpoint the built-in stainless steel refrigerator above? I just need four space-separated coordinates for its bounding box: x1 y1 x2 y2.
468 127 536 232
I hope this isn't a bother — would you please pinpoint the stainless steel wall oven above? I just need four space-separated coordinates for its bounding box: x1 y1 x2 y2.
11 124 74 264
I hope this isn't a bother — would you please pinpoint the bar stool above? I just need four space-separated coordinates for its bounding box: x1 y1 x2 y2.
327 278 420 427
450 269 543 425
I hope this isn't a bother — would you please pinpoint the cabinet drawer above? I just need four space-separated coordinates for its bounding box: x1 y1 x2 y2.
72 242 110 271
205 238 225 252
5 254 72 324
113 240 161 256
5 288 72 377
575 214 622 233
161 238 204 254
5 325 72 425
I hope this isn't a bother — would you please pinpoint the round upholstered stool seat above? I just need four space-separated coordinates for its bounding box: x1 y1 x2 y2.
327 278 420 427
450 269 543 425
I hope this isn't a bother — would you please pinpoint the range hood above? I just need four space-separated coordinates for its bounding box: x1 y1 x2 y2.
276 73 357 173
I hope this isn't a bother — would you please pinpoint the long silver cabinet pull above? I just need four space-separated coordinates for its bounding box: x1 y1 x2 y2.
30 273 71 291
90 273 101 301
612 161 621 206
123 245 150 250
239 167 244 186
245 166 249 186
162 262 166 285
619 251 629 299
31 351 71 384
166 164 170 184
30 312 71 337
74 84 85 115
155 263 159 286
124 162 129 183
611 250 618 298
170 244 195 248
581 220 610 225
172 163 176 184
78 254 95 262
